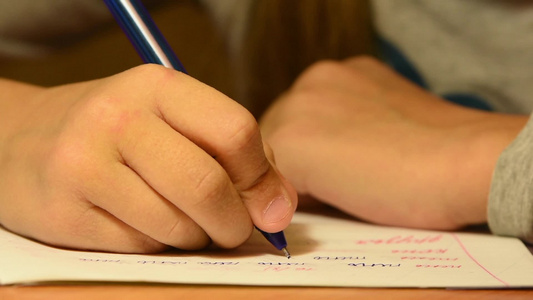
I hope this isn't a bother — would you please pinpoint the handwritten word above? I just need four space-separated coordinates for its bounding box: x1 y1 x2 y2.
197 262 239 265
79 258 120 263
348 263 401 268
258 262 305 266
392 249 448 254
314 256 365 261
137 260 187 265
401 257 458 261
416 264 462 268
355 235 443 245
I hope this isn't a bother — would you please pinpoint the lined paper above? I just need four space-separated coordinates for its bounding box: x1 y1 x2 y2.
2 210 533 287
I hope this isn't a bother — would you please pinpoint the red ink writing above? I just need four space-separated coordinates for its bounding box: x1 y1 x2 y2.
416 264 462 268
401 256 458 261
355 235 443 245
392 249 448 254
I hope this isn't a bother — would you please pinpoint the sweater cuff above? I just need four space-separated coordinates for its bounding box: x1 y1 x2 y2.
488 115 533 244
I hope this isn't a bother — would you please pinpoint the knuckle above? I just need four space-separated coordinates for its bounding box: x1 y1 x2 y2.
344 55 393 79
309 59 344 72
217 224 254 249
109 64 184 118
238 156 270 192
65 93 147 159
193 166 231 205
121 64 180 94
125 63 176 83
78 94 140 135
296 56 382 89
288 86 324 106
345 54 381 66
291 60 348 99
224 111 261 151
298 59 345 84
164 218 211 250
131 235 169 253
281 83 335 116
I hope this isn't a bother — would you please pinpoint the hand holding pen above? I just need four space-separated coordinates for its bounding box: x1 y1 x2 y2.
103 0 295 256
0 1 296 255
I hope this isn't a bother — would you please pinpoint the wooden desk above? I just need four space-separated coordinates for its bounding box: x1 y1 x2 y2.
1 285 532 300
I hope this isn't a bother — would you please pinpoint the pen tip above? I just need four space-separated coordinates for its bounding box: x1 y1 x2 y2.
282 247 291 259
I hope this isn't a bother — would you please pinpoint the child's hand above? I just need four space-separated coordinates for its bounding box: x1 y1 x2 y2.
0 64 297 253
260 56 526 230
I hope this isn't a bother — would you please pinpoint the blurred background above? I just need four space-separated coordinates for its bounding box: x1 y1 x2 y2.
0 0 374 117
0 0 237 99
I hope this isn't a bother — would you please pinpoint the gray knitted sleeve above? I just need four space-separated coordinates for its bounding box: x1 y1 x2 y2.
488 116 533 244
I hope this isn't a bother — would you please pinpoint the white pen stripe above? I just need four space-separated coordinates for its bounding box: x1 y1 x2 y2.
120 0 173 68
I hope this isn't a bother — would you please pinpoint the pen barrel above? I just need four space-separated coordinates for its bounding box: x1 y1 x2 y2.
103 0 186 72
256 227 288 250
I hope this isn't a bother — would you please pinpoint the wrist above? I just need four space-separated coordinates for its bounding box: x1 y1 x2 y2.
445 111 528 227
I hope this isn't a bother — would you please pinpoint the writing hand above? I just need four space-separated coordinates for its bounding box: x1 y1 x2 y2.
0 65 297 253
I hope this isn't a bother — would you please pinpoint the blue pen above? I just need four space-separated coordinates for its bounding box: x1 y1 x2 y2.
103 0 291 258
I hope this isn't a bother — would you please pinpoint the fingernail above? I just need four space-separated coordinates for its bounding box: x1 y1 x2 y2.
263 195 292 224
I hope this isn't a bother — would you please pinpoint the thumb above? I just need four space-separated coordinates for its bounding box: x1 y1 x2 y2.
240 142 298 233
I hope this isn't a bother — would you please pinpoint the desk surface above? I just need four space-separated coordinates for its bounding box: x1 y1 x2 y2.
1 285 533 300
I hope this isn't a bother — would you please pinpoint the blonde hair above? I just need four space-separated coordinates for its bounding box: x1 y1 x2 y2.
240 0 375 117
